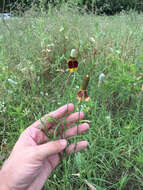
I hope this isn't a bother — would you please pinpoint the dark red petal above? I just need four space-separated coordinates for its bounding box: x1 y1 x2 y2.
84 90 90 101
77 90 84 98
68 61 74 69
73 60 78 68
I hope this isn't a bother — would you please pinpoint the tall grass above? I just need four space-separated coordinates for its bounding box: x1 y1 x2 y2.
0 5 143 189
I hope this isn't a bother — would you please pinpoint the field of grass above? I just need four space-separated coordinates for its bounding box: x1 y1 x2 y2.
0 5 143 190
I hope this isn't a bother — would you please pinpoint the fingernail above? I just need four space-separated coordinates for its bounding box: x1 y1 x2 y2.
60 139 67 148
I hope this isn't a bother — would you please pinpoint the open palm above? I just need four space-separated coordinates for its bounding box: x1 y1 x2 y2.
0 104 89 190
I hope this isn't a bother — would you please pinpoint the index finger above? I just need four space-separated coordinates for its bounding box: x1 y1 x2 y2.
30 103 74 130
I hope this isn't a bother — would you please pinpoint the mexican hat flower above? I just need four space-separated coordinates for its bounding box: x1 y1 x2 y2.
77 75 90 101
67 49 78 72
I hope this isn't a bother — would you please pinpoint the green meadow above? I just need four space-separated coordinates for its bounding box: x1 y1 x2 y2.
0 5 143 189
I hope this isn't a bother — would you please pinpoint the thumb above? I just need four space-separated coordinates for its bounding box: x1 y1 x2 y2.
35 139 67 160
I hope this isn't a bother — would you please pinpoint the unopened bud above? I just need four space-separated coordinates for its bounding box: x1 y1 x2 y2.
70 49 77 58
81 75 90 90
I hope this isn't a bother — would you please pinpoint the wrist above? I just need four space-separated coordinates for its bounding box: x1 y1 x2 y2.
0 169 10 190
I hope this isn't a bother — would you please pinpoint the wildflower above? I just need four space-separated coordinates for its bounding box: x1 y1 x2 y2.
77 75 90 101
59 26 64 32
8 78 17 85
67 49 78 72
40 91 44 96
105 115 111 121
98 73 105 87
90 37 96 43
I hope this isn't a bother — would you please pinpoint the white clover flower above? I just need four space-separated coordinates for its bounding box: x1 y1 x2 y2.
8 78 17 85
70 49 76 58
45 92 49 96
90 37 96 43
98 73 105 87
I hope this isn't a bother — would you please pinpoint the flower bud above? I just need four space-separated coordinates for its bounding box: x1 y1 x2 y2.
98 73 105 87
70 49 77 58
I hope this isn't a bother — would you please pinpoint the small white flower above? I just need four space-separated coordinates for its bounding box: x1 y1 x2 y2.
75 85 79 89
30 65 34 71
46 49 51 52
8 78 17 85
59 26 64 32
70 49 76 58
90 37 96 43
40 91 44 96
45 92 48 96
115 50 121 54
99 73 105 82
105 115 111 121
98 73 105 87
47 43 54 47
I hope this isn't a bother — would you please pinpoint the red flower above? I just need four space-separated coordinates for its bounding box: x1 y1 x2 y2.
67 49 78 72
77 89 84 101
77 75 90 101
67 58 78 72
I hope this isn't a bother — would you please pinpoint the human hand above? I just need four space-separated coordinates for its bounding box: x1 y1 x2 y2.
0 104 89 190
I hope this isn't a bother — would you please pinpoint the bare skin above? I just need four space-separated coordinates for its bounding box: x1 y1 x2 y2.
0 103 89 190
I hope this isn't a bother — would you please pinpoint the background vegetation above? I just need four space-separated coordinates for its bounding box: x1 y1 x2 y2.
1 4 143 190
1 0 143 14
